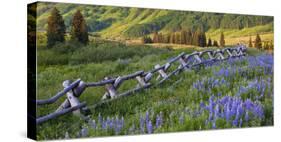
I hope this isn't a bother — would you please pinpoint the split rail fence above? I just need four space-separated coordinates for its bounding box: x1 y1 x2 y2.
36 45 247 124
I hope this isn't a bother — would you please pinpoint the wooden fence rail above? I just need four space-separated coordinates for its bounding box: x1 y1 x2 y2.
35 45 247 124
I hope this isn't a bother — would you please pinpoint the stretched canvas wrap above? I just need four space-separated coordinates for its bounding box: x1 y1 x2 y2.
27 1 274 141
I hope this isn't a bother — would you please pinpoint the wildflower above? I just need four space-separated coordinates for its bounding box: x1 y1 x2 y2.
155 114 163 128
147 120 153 134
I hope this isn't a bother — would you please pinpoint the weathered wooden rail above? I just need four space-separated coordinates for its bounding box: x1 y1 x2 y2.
36 45 247 124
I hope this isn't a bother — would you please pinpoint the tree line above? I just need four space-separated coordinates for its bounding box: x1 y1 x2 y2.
142 29 225 47
248 34 274 50
47 7 89 47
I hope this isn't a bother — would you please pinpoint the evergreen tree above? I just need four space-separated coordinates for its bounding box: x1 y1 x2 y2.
220 32 225 47
71 10 89 44
207 38 212 47
248 36 253 47
158 32 163 43
180 30 187 44
213 40 219 47
152 31 159 43
269 40 274 50
192 30 199 46
254 33 262 49
198 31 207 47
175 33 181 44
165 34 170 43
47 7 65 47
186 29 192 45
264 41 269 50
170 33 176 44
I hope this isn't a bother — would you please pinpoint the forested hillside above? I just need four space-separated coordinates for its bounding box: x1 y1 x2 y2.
34 2 273 38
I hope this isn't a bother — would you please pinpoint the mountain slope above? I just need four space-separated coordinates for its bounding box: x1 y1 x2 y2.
35 2 273 39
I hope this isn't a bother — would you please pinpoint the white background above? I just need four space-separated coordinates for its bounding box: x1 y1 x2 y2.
0 0 280 141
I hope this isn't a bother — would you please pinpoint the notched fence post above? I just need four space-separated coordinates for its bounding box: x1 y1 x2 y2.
102 77 118 100
56 80 87 112
155 64 168 80
178 56 189 71
62 80 82 115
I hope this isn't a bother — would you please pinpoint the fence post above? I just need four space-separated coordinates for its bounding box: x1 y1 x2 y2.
136 76 147 86
193 53 202 63
56 81 86 112
102 77 118 99
225 49 233 57
207 52 214 60
155 64 168 80
62 80 81 115
178 56 188 70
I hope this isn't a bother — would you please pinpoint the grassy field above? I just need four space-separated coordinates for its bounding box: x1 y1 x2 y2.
206 23 274 45
36 40 273 140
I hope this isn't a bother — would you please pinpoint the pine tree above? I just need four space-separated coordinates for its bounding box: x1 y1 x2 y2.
207 38 212 47
165 34 170 43
47 7 65 47
213 40 219 47
186 29 192 45
152 32 159 43
269 40 274 50
264 41 269 50
248 36 253 47
170 33 176 44
158 32 163 43
220 32 225 47
254 33 262 49
200 31 207 47
71 10 89 45
175 33 181 44
180 30 187 44
192 30 199 46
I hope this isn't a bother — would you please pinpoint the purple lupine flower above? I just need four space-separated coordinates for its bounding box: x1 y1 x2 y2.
214 104 220 119
200 101 205 109
106 116 111 129
114 116 123 135
225 104 231 122
237 103 244 118
244 99 254 110
253 104 264 118
102 118 107 130
232 119 238 127
155 114 163 128
145 111 150 124
147 120 153 134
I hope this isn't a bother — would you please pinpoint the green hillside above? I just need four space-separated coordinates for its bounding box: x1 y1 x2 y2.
34 2 273 39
